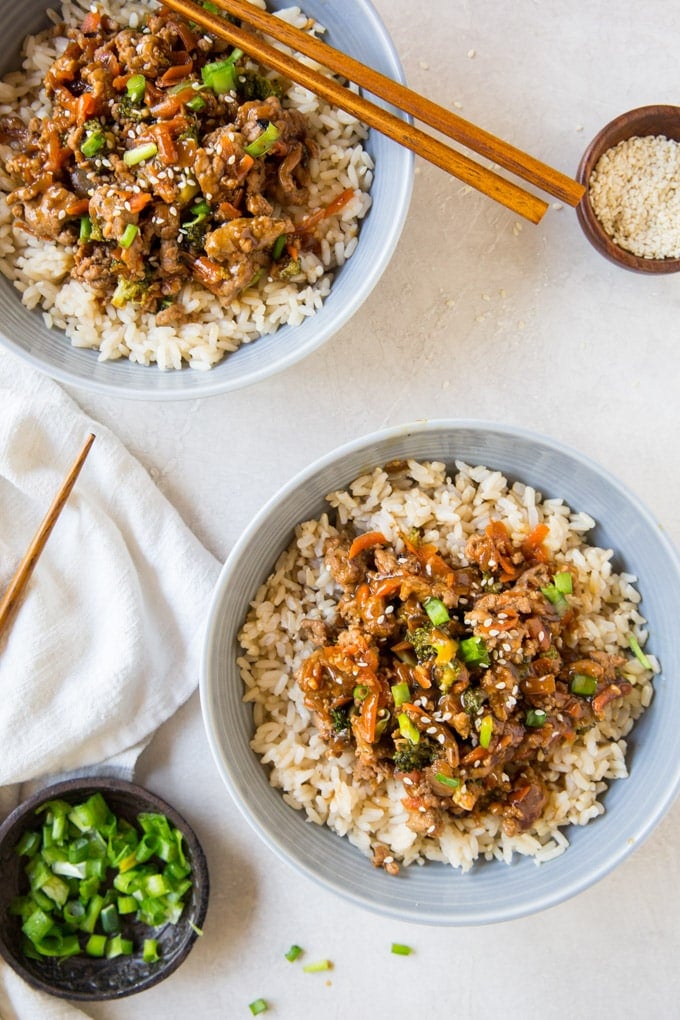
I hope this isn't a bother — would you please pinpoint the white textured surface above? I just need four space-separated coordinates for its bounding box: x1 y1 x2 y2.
55 0 680 1015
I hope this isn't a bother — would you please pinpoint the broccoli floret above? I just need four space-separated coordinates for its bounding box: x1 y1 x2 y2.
236 70 284 103
462 686 486 716
409 624 437 663
330 706 351 734
111 277 148 308
392 740 437 773
179 200 212 248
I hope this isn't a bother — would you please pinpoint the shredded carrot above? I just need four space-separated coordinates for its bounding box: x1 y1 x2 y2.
127 191 153 214
175 21 198 51
80 10 102 34
370 576 402 598
217 200 242 221
151 89 194 119
112 73 132 92
296 187 355 234
348 531 388 559
46 130 69 172
191 256 225 287
148 122 180 165
358 692 379 743
412 664 432 690
521 522 550 562
158 61 194 87
286 240 299 260
66 198 90 217
400 702 426 716
238 153 255 177
76 92 98 124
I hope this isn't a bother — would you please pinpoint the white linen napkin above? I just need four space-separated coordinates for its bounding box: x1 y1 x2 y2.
0 348 221 1018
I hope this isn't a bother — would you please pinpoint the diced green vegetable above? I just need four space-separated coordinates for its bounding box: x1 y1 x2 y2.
391 943 413 955
119 223 139 249
80 122 105 158
285 944 303 962
302 959 332 973
459 635 490 667
391 681 410 707
570 673 598 696
79 215 92 242
244 121 280 158
353 684 369 701
628 632 652 670
434 773 460 790
526 708 547 727
186 93 207 112
143 938 161 964
553 571 573 594
201 51 243 94
479 714 494 749
126 73 146 104
541 584 569 616
423 597 449 626
11 793 193 963
123 141 158 167
249 999 268 1016
272 233 287 260
397 713 420 744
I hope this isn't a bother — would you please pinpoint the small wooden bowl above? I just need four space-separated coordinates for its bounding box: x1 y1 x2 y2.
576 104 680 273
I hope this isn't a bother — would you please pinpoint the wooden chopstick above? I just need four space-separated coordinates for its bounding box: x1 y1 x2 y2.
0 433 95 641
205 0 584 209
163 0 550 223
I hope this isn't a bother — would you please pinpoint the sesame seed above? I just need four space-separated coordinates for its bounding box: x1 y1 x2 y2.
426 726 437 735
426 824 436 834
436 733 446 744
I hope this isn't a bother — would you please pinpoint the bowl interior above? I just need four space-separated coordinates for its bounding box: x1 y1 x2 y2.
200 420 680 926
0 777 209 1000
0 0 413 398
576 104 680 272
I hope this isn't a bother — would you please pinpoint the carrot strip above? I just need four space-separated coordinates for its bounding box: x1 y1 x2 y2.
522 522 550 562
348 531 388 559
80 10 102 34
296 187 355 233
158 60 194 87
370 576 402 598
66 198 90 217
127 192 153 214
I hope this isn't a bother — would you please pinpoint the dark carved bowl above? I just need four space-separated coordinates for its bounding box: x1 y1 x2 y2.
0 777 209 1001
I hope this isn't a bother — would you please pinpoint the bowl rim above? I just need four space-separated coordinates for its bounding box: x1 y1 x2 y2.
0 775 209 1000
0 0 414 400
200 418 680 926
575 103 680 273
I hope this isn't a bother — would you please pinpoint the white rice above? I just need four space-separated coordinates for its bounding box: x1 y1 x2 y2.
237 460 657 871
0 0 372 370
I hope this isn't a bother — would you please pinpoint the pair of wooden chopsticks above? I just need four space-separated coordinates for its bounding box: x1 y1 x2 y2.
0 434 95 641
162 0 585 223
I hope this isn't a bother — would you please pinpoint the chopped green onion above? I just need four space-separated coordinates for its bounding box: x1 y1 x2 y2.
15 830 41 857
79 215 92 242
570 673 598 696
80 125 105 158
186 93 207 112
244 121 280 158
391 681 410 707
526 708 547 727
123 141 158 167
479 714 494 749
143 938 161 964
459 635 490 667
85 934 107 958
272 233 287 260
391 943 413 956
201 54 241 94
249 1000 268 1016
541 584 569 616
302 959 333 973
285 944 303 962
434 772 460 790
106 934 133 959
553 571 573 594
397 712 420 744
353 684 369 701
628 632 652 670
423 597 450 626
119 223 139 249
126 73 146 104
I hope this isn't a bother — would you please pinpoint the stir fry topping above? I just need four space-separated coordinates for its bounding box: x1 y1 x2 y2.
0 4 354 321
297 518 633 845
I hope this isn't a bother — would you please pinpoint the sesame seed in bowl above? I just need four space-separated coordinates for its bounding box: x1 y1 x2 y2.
576 105 680 273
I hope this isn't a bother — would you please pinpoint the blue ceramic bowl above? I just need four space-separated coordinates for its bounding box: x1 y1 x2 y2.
200 420 680 925
0 0 413 399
